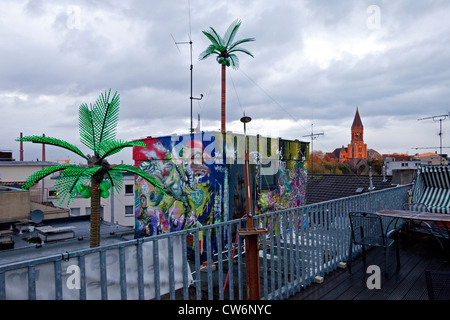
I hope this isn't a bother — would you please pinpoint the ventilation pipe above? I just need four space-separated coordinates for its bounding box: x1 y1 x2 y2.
20 132 24 161
42 133 46 162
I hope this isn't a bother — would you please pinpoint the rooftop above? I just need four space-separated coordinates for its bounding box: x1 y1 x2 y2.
0 215 134 266
289 231 450 300
306 173 395 204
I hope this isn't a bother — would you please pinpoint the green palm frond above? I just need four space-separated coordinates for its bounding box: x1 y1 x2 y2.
229 38 255 52
223 19 241 48
93 89 120 145
104 169 124 194
200 20 254 69
16 136 87 160
54 166 102 207
79 102 96 151
202 28 223 48
21 165 75 190
98 139 146 160
199 44 220 61
110 164 166 195
79 89 120 155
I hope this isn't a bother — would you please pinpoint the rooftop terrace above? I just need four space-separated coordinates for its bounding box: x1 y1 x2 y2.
289 231 450 300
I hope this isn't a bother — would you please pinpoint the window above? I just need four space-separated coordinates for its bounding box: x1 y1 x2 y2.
70 208 80 216
125 184 134 195
48 190 58 198
125 205 134 215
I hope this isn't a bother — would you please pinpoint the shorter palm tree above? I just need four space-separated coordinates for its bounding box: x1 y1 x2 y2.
17 89 165 247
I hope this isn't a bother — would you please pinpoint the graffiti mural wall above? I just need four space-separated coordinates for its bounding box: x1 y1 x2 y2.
133 132 226 239
132 132 309 240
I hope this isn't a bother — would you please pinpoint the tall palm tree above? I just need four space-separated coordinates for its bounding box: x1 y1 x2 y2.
199 19 255 133
16 89 165 247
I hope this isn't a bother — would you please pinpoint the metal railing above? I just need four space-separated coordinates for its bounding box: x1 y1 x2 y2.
0 185 410 300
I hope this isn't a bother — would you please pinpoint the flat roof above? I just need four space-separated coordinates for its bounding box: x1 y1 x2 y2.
0 215 134 266
0 161 59 166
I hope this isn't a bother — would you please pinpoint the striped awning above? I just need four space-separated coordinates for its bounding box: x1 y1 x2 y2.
411 165 450 214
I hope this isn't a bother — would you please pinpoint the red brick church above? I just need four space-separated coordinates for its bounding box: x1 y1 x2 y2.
326 108 368 173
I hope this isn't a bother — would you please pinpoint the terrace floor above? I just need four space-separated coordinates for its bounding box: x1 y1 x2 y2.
289 231 450 300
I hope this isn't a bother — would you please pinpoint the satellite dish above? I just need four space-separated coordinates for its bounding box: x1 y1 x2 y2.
30 209 44 224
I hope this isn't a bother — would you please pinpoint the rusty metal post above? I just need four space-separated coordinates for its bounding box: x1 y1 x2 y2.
238 115 267 300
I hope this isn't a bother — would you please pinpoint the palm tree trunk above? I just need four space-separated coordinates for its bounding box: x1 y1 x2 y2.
221 64 226 133
90 177 101 248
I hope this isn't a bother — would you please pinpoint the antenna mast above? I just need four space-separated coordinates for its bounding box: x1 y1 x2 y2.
171 0 203 133
303 123 324 172
418 113 449 155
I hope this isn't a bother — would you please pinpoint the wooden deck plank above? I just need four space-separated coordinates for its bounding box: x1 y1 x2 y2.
288 232 450 300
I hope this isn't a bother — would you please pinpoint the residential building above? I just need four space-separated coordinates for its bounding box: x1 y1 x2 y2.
413 152 448 165
0 161 136 227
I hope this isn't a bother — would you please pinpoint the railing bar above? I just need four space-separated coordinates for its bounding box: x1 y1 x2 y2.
54 260 63 300
289 210 297 294
227 226 234 300
269 215 275 296
294 209 301 292
217 226 224 300
119 246 127 300
206 229 213 300
28 265 36 300
153 239 160 300
169 236 175 300
182 233 189 300
262 216 268 300
237 221 243 300
194 231 201 300
137 240 145 300
100 250 108 300
0 272 5 300
79 255 87 300
276 212 282 300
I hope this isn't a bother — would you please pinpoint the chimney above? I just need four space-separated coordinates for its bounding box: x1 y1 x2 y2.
42 133 46 162
20 132 24 161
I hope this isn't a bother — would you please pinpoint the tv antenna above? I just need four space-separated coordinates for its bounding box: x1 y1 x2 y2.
171 1 203 133
418 113 449 155
303 123 324 172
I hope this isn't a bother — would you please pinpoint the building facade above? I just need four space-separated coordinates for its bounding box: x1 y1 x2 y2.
0 161 136 227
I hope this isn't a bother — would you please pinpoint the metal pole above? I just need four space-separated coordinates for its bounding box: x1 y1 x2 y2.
238 115 267 300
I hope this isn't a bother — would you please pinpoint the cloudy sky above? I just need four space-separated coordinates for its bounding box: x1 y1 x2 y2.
1 0 449 165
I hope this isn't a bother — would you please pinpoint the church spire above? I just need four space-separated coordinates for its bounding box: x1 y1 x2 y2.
352 107 363 128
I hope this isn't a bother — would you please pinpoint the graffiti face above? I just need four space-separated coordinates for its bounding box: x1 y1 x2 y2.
134 133 223 238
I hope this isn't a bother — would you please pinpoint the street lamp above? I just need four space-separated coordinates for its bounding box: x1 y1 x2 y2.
238 114 267 300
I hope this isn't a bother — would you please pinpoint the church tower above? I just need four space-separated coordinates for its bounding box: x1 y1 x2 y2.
347 108 367 160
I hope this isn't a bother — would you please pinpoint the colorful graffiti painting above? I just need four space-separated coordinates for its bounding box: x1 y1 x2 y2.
134 133 225 239
257 161 307 214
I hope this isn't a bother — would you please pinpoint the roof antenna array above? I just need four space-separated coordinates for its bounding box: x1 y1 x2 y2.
417 113 449 155
303 123 324 172
171 0 203 133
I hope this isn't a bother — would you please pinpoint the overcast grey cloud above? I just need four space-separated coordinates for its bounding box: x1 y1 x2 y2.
1 0 449 164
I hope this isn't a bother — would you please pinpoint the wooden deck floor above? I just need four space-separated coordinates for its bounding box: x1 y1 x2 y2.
289 232 450 300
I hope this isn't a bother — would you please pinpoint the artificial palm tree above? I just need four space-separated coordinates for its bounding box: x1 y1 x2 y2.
199 19 255 133
16 89 165 247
